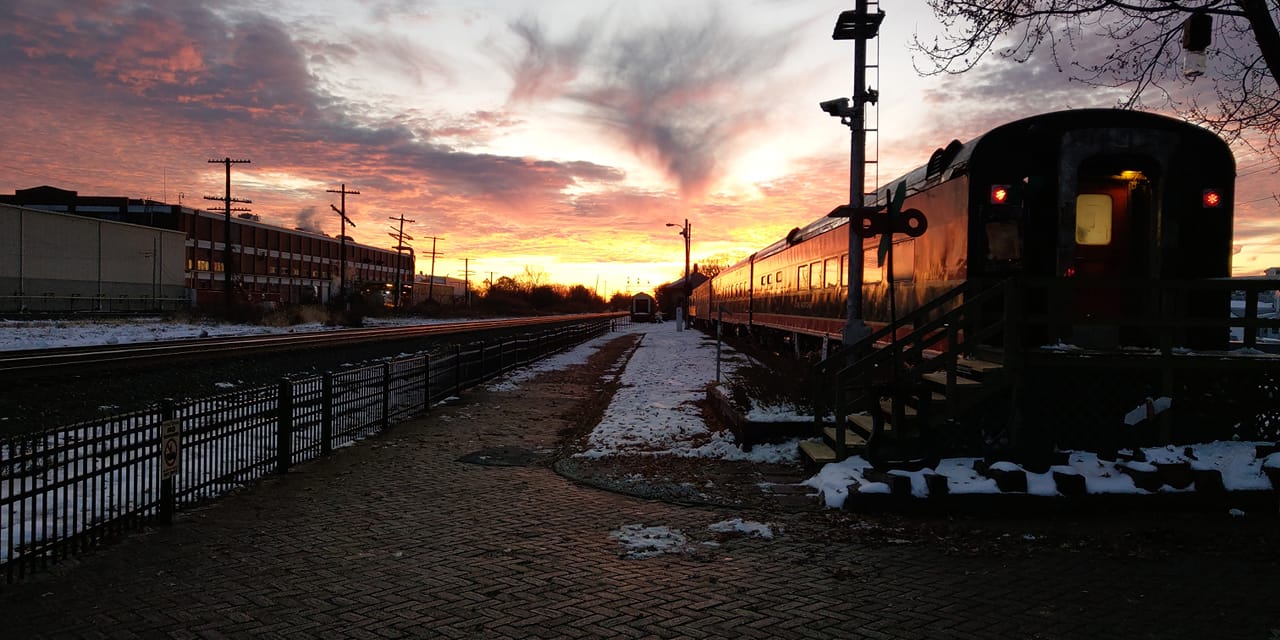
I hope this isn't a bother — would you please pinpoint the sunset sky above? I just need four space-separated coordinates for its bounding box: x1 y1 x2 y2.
1 0 1276 294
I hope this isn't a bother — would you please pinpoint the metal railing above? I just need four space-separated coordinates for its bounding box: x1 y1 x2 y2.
0 294 190 314
812 277 1280 463
0 317 619 583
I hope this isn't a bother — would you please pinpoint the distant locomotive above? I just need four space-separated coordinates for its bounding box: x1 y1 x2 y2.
691 109 1234 349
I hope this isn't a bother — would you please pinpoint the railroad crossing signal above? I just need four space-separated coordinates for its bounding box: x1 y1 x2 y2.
827 179 928 264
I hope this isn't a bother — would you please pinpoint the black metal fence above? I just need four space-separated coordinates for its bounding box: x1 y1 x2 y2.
0 294 190 314
0 317 619 583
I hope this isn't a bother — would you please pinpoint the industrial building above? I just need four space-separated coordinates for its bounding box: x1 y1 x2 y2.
413 274 470 306
0 202 187 313
1 186 414 311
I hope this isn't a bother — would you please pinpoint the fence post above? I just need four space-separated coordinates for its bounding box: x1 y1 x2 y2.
277 379 293 474
423 355 432 410
321 372 333 456
159 398 176 526
479 343 487 382
455 344 462 397
382 362 392 430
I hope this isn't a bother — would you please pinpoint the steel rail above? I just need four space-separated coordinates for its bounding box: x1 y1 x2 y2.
0 313 625 378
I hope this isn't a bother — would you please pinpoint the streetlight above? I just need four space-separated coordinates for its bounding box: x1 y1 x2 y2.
666 219 691 328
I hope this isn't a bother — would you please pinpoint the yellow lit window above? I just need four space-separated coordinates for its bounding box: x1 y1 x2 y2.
1075 194 1112 246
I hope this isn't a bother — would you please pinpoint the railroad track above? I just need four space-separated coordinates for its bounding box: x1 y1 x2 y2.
0 313 625 379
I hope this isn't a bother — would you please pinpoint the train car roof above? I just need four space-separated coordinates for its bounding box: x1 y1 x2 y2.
748 108 1227 263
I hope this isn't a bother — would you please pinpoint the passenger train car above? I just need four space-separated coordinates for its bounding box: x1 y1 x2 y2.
630 292 657 323
691 109 1234 348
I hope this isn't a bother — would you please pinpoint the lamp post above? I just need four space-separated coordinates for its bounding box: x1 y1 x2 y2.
666 219 691 327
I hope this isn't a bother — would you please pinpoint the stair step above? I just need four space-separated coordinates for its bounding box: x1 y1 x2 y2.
957 358 1003 374
823 426 868 449
848 413 897 437
922 371 982 387
878 399 918 417
799 440 837 467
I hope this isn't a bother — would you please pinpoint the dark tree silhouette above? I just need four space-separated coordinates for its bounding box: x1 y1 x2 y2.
913 1 1280 155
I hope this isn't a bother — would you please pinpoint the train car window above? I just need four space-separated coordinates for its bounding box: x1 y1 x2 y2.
797 265 809 289
862 252 883 284
825 259 839 288
986 222 1022 262
840 255 848 287
776 270 783 285
810 262 823 289
1075 194 1113 245
892 239 915 282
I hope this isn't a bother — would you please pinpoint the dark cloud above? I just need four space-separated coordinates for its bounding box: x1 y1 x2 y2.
505 16 593 103
0 0 625 227
505 6 800 196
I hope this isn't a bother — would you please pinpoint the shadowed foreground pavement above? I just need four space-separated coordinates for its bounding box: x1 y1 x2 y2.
1 334 1278 639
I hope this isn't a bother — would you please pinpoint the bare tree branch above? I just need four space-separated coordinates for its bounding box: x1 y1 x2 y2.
913 0 1280 157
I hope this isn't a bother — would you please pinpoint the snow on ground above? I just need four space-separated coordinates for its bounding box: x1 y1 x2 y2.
571 323 799 464
610 519 777 559
0 315 462 351
804 444 1277 509
483 320 1275 510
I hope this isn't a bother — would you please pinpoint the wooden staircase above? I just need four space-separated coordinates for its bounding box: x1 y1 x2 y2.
803 280 1015 471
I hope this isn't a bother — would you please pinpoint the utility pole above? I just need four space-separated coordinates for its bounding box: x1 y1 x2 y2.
326 183 359 301
205 157 251 318
421 236 443 304
465 259 475 307
387 213 415 308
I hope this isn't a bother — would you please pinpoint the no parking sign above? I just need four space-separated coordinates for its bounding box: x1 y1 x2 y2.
161 419 181 480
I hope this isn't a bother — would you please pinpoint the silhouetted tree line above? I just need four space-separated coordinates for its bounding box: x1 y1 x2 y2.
473 274 613 315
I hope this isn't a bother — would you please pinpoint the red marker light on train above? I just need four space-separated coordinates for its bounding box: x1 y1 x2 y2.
1064 267 1076 278
1202 189 1222 208
990 185 1010 204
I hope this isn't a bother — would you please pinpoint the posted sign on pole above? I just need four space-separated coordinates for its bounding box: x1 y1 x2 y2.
161 418 181 480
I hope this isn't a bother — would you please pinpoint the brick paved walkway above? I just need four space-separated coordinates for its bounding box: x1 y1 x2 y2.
1 334 1277 639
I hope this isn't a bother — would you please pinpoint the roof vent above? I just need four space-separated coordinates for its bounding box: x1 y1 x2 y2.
926 139 964 179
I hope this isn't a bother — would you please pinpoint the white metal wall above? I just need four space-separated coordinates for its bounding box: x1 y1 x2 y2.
0 203 187 311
